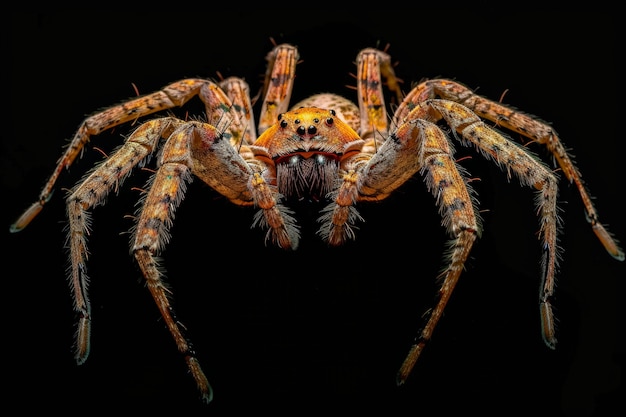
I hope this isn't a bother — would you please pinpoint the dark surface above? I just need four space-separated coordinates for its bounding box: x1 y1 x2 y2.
5 12 624 415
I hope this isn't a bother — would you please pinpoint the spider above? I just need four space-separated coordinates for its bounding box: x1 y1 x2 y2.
10 42 624 404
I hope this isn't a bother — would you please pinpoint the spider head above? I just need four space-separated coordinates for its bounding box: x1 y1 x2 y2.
251 107 365 200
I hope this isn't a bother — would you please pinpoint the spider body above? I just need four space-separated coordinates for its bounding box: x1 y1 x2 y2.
10 43 623 404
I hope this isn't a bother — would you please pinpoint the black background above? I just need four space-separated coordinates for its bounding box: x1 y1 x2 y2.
5 11 624 416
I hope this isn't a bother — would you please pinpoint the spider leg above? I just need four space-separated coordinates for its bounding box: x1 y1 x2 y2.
405 99 562 351
355 47 404 141
313 46 409 245
64 117 181 366
317 169 365 245
131 121 224 404
244 146 301 250
193 125 301 250
396 80 624 261
10 78 241 233
219 77 258 145
257 43 299 134
355 113 481 384
248 170 300 250
132 117 299 402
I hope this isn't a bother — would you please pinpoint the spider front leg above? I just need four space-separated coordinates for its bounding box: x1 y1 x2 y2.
130 121 225 404
396 79 624 261
354 115 482 385
132 118 300 403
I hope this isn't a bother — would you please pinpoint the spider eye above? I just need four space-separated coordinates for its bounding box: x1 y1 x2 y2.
330 109 336 116
277 113 283 121
280 120 288 128
326 117 334 126
308 125 317 135
313 118 319 123
297 126 306 135
294 119 301 125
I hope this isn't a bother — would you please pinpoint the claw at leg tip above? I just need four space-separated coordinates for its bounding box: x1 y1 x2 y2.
201 389 214 404
591 223 624 261
396 373 406 387
9 201 45 233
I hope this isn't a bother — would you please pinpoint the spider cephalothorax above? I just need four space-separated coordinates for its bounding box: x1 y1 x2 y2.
10 42 623 404
251 106 362 202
